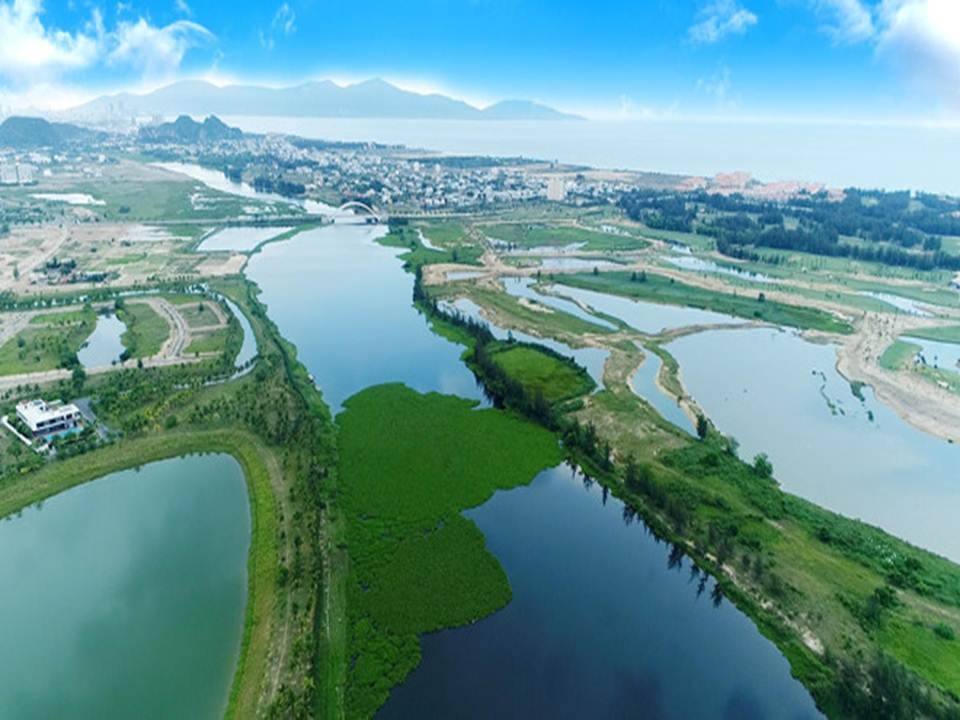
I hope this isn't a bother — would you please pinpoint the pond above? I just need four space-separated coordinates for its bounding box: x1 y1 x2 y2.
904 335 960 374
380 465 820 719
549 283 748 334
245 224 486 413
441 297 609 389
78 313 126 369
631 349 695 434
502 277 618 331
858 291 933 317
198 226 294 253
670 327 960 562
0 454 250 719
663 255 773 284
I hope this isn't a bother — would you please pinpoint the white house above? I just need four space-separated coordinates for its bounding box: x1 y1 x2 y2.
16 399 82 437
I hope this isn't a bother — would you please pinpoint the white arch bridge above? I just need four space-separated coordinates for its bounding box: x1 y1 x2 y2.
329 201 384 224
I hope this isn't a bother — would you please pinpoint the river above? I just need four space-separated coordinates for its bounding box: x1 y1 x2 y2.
244 222 820 717
0 454 250 718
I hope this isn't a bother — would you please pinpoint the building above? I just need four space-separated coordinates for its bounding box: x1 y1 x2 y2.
16 399 82 438
546 177 567 202
0 163 16 185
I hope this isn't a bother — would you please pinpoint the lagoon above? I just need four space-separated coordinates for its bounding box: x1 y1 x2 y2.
78 313 126 369
0 454 250 719
380 465 820 719
670 327 960 562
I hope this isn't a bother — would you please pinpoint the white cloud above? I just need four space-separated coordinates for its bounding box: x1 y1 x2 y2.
0 0 102 79
876 0 960 100
110 19 212 78
697 63 737 109
174 0 193 17
0 0 213 86
688 0 758 44
260 3 296 50
809 0 875 43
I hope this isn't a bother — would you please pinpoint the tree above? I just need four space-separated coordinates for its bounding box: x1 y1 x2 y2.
696 413 709 439
753 452 773 479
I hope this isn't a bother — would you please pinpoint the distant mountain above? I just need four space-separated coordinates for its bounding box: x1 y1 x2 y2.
65 79 581 123
138 115 243 144
0 116 97 149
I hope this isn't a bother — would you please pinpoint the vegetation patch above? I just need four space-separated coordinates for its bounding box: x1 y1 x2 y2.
337 383 562 717
116 300 169 359
489 343 595 405
0 305 95 374
484 222 648 251
880 340 921 371
555 270 854 334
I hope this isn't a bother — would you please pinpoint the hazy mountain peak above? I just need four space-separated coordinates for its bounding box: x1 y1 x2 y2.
63 78 578 124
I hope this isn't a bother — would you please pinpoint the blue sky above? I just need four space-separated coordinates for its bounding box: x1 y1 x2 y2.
0 0 958 122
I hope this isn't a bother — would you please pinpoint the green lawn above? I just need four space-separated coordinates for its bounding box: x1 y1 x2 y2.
117 301 169 358
484 222 648 251
337 384 562 718
490 344 595 404
555 271 853 334
414 219 469 247
379 226 483 267
0 307 95 374
879 340 921 370
186 327 231 354
903 326 960 344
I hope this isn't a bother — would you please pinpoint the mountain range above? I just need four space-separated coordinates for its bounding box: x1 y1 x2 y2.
0 116 99 149
138 115 243 144
63 78 580 123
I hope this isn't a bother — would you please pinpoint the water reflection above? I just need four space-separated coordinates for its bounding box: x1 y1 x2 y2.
380 464 820 719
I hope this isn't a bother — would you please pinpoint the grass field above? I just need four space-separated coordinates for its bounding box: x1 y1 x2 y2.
117 301 169 358
879 340 921 370
490 343 595 404
484 222 648 251
379 226 483 267
555 271 854 334
337 384 562 718
0 306 95 374
902 326 960 344
414 219 469 247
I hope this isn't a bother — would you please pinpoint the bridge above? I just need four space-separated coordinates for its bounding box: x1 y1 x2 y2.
330 201 384 224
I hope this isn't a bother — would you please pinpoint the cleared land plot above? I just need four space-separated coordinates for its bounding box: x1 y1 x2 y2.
485 223 648 251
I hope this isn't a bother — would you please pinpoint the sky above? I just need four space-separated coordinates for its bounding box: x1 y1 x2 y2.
0 0 959 124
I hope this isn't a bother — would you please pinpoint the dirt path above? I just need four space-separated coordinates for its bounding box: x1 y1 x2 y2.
835 313 960 443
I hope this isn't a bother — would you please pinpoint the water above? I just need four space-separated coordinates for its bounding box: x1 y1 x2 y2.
0 454 250 719
503 276 618 331
446 271 484 281
223 116 960 196
380 465 820 719
443 297 608 389
550 283 747 334
664 255 773 284
538 256 623 271
199 226 293 252
858 291 933 317
244 224 486 413
77 313 126 368
223 298 258 370
905 335 960 374
670 327 960 562
632 350 695 434
242 222 825 717
153 162 334 214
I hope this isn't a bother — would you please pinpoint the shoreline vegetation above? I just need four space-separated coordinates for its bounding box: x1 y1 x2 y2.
0 276 337 718
2 198 959 720
403 244 960 718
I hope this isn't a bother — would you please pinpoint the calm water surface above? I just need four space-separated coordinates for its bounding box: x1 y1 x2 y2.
78 313 126 368
0 454 250 719
632 350 695 434
670 327 960 561
199 226 293 252
245 224 485 412
503 276 617 330
380 465 820 719
551 283 746 333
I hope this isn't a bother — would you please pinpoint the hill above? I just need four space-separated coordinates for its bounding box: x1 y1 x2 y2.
66 79 581 122
0 116 97 149
138 115 243 144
